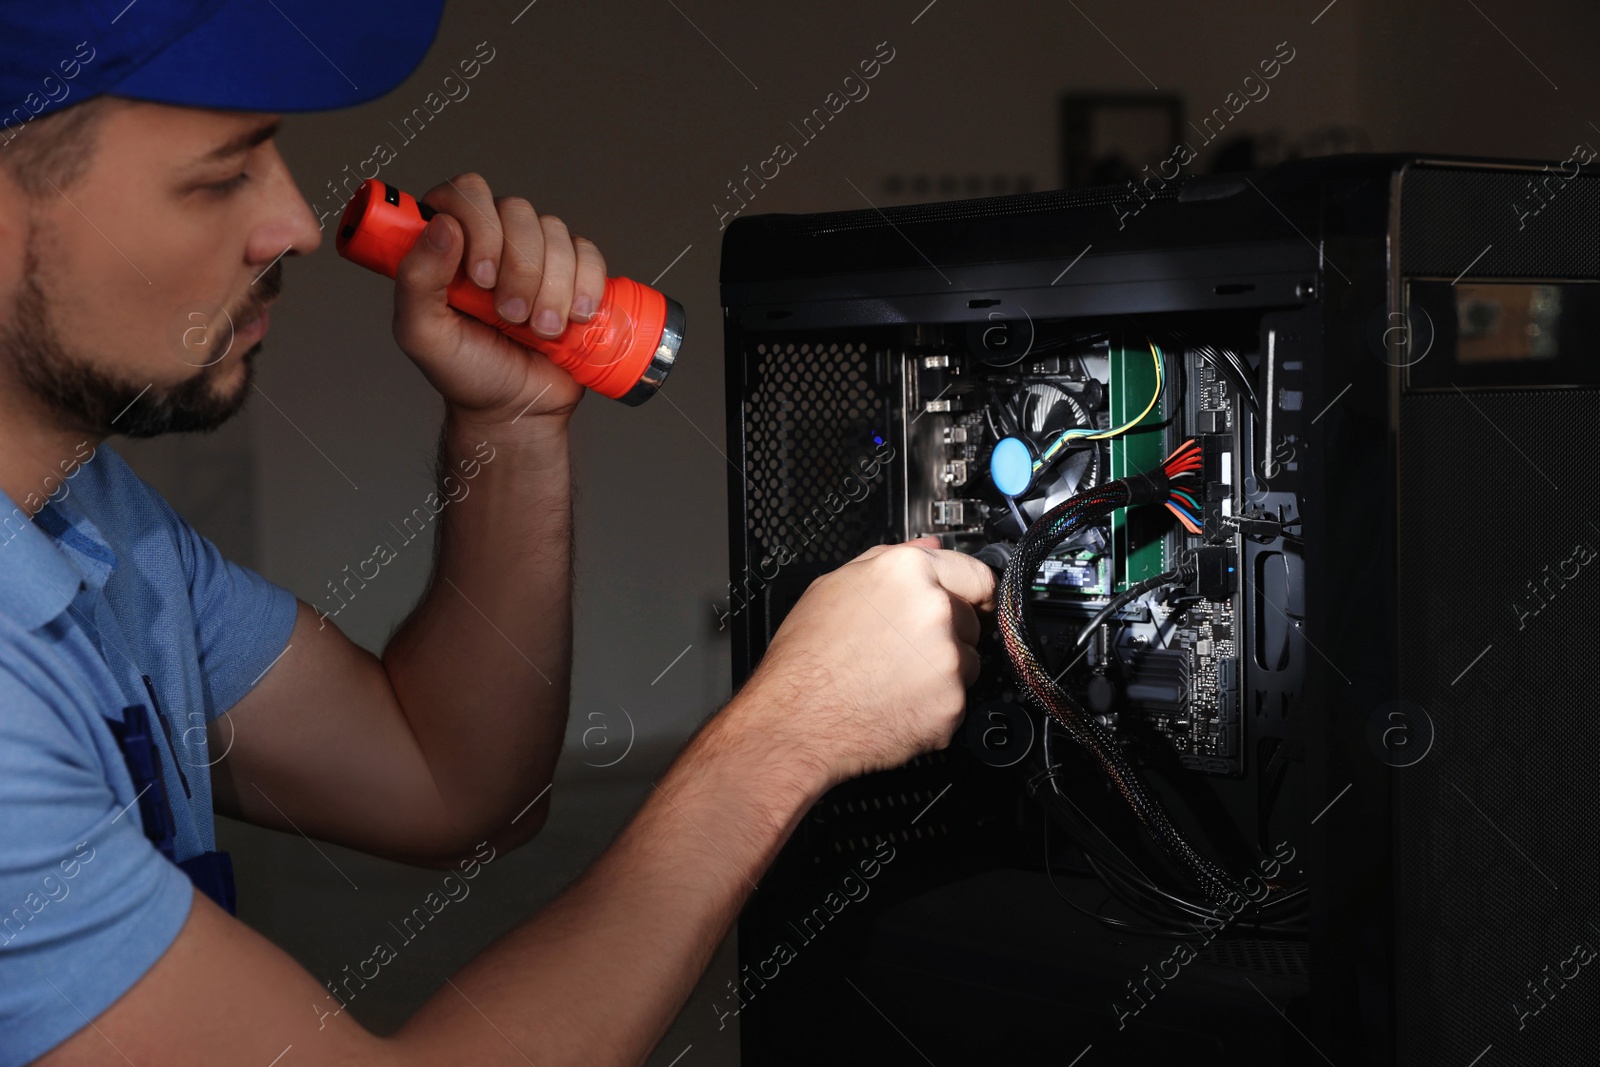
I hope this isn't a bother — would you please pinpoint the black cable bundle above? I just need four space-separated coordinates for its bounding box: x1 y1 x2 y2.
1191 340 1261 422
998 443 1242 906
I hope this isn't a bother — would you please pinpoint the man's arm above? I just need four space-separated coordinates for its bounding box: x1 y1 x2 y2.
53 702 810 1067
42 542 997 1066
211 174 601 863
208 413 572 865
382 408 573 845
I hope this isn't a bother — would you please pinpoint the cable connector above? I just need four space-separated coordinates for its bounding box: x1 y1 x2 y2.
972 542 1012 581
1118 468 1171 506
1226 515 1282 538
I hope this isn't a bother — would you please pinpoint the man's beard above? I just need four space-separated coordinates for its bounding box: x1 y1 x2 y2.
0 236 282 438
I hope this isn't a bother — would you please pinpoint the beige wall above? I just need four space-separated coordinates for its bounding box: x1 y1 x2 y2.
1360 0 1600 159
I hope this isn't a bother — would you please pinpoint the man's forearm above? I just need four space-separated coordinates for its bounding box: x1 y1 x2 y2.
392 695 828 1066
381 408 574 846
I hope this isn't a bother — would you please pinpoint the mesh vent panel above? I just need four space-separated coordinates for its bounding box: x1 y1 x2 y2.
1198 938 1311 978
744 339 893 566
1400 167 1600 278
1396 388 1600 1065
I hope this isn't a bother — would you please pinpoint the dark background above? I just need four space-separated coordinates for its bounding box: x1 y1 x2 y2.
112 0 1600 1061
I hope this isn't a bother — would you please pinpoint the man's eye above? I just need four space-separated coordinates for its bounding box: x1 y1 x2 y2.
206 172 250 196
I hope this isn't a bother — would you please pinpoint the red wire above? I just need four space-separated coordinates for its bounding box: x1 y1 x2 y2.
1164 447 1202 477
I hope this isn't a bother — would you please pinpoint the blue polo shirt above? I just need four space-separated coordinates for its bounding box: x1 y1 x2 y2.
0 444 298 1067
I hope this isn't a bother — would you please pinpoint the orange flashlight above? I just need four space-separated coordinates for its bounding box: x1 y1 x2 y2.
334 179 682 405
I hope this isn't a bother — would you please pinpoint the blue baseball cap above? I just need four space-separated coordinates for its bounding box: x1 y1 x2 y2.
1 0 446 130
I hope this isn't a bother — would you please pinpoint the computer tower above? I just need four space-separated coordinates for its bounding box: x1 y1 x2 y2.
719 155 1600 1065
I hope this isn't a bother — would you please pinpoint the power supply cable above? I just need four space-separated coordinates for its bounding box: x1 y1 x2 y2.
1194 341 1261 422
1032 719 1307 936
998 441 1241 905
1074 570 1183 649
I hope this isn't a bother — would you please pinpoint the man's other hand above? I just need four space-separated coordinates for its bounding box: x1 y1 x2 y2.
391 172 605 423
736 537 998 787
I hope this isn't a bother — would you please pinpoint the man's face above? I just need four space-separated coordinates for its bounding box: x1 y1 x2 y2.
0 100 322 437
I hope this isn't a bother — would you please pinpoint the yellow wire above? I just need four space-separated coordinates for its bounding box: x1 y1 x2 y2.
1034 338 1164 469
1086 337 1163 439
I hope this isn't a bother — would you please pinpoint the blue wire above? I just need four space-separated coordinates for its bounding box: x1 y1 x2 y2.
1168 493 1201 526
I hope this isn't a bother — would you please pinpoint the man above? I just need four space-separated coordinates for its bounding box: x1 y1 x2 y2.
0 3 993 1064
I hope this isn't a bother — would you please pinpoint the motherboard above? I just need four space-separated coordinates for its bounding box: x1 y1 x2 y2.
901 331 1249 774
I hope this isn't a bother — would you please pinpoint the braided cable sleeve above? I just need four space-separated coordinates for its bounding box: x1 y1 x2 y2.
997 475 1241 905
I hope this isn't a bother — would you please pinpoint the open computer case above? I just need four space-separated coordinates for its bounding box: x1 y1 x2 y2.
720 155 1600 1065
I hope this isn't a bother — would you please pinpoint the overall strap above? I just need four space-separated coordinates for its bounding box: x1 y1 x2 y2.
107 702 237 915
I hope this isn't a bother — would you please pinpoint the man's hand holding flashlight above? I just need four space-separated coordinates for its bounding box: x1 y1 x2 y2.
391 171 605 424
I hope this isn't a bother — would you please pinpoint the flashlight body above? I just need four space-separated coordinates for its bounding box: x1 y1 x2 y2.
335 179 681 405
